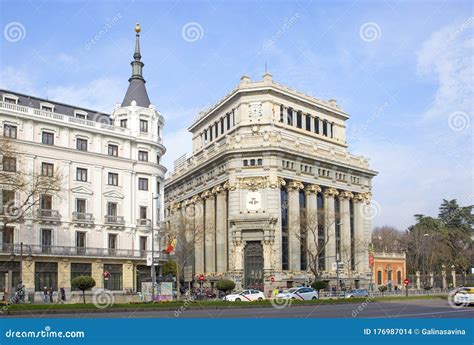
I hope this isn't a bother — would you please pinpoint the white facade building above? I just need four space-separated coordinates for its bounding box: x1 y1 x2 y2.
165 73 377 292
0 24 166 296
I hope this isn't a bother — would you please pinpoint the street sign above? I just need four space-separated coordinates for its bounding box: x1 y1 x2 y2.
404 278 409 286
270 276 275 283
369 253 374 267
199 274 205 282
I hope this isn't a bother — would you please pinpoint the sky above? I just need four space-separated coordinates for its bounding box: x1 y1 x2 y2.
0 0 472 230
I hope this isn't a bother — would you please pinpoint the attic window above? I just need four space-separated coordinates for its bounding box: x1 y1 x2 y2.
3 94 18 104
40 103 55 112
74 110 87 119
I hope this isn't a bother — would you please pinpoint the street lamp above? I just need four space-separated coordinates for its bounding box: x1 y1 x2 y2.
150 193 160 302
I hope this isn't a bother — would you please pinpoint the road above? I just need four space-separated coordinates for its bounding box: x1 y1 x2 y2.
7 299 473 318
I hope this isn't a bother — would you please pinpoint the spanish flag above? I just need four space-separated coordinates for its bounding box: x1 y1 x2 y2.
166 236 176 254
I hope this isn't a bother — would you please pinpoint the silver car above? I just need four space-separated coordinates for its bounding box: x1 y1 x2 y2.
344 289 369 298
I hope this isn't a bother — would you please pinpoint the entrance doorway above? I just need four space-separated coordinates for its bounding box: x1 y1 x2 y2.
244 241 263 289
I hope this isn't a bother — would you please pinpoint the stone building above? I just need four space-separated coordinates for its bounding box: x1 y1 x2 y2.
0 24 166 299
165 73 377 292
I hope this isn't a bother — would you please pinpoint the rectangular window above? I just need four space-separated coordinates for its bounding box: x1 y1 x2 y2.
156 181 161 194
138 178 148 191
40 194 52 211
2 157 16 172
226 113 231 130
103 263 122 290
76 231 86 254
220 118 224 134
296 111 302 129
41 228 52 253
139 206 147 219
140 119 148 133
305 114 311 131
76 138 88 151
42 132 54 145
108 172 118 186
140 236 147 252
377 271 382 285
120 119 127 128
107 202 117 216
70 263 92 290
76 168 88 182
41 105 53 112
75 113 86 120
108 234 117 249
214 123 218 138
314 117 320 134
1 190 15 207
108 144 118 157
41 163 54 177
287 108 293 125
209 127 213 141
34 262 57 291
138 150 148 161
3 125 17 139
280 105 284 123
323 120 328 136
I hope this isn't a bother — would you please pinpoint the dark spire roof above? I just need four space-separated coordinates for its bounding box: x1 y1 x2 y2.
121 23 151 107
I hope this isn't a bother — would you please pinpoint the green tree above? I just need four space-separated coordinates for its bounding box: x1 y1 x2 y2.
378 285 387 296
216 279 236 295
71 276 96 304
311 280 328 292
162 260 177 277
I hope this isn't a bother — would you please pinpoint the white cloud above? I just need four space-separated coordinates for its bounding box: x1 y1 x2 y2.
416 17 473 120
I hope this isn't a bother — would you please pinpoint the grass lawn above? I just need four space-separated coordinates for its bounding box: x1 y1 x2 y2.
2 294 447 313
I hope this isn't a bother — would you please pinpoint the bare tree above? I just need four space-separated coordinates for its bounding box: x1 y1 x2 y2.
0 137 63 236
339 238 366 288
371 226 404 253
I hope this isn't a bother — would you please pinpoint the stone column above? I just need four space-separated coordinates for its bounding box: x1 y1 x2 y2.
263 240 273 271
441 267 447 290
22 260 34 292
323 188 339 272
451 268 456 287
339 191 353 271
416 271 421 289
92 261 103 289
353 193 366 273
202 190 216 274
288 181 304 271
58 260 70 290
193 196 205 275
123 261 134 291
305 184 321 271
213 186 227 273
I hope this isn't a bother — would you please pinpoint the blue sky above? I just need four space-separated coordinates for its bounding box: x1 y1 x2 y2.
0 0 472 230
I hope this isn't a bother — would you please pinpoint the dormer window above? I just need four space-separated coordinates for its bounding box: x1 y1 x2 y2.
74 110 87 120
120 119 127 128
2 94 18 104
40 103 55 112
140 119 148 133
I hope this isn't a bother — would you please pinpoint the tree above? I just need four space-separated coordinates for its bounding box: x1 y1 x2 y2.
371 226 404 253
0 137 63 236
378 285 387 296
216 279 235 295
162 260 177 277
71 276 96 304
311 280 328 292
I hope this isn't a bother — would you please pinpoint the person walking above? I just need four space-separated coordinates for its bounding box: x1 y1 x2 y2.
48 287 54 303
43 287 48 303
59 287 66 304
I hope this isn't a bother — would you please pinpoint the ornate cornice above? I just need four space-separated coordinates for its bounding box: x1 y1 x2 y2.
223 181 237 191
200 190 213 199
190 195 201 204
269 177 287 189
323 188 339 197
239 176 267 191
305 184 322 194
287 180 304 191
212 185 225 194
339 191 354 199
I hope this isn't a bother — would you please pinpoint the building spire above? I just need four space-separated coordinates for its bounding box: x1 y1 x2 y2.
121 22 151 107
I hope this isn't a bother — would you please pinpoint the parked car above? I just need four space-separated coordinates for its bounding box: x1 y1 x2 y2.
275 287 319 300
344 289 369 298
224 289 266 302
453 287 474 306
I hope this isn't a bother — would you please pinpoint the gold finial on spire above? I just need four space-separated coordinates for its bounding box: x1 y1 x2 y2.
135 22 141 33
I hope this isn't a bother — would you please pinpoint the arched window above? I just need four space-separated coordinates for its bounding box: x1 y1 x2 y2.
397 271 402 285
377 270 382 285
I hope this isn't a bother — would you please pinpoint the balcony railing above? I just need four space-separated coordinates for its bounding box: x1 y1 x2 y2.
72 212 94 223
104 215 125 225
36 209 60 220
1 243 170 260
136 218 151 227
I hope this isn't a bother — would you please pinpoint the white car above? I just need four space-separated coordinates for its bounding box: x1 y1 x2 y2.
276 287 319 301
224 289 266 302
453 287 474 306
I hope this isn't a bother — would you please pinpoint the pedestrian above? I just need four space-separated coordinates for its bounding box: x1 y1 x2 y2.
48 287 54 303
43 287 48 303
273 287 279 296
60 287 66 303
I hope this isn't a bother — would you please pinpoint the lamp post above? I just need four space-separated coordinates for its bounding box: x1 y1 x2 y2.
150 193 160 302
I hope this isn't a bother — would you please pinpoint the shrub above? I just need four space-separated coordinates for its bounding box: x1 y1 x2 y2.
162 260 177 277
215 279 236 295
311 280 328 292
71 276 96 304
378 285 387 296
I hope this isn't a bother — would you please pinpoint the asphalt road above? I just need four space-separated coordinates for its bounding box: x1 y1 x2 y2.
8 299 474 318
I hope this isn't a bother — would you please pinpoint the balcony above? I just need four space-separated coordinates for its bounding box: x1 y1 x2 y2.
104 215 125 228
136 218 151 227
0 243 170 260
36 209 61 223
72 212 94 226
